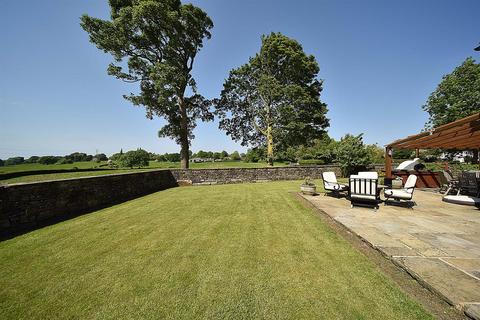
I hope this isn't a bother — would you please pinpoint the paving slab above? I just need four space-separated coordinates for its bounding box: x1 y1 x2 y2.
301 190 480 319
395 257 480 305
466 305 480 320
442 258 480 279
377 246 420 257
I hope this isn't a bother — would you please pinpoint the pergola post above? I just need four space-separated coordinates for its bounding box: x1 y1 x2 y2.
415 149 420 158
385 147 393 180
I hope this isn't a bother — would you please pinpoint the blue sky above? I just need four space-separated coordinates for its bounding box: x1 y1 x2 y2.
1 0 479 158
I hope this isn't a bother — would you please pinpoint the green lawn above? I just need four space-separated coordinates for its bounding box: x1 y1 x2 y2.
0 161 287 184
0 181 431 319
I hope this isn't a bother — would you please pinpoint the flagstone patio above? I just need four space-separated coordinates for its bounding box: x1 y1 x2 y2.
301 190 480 319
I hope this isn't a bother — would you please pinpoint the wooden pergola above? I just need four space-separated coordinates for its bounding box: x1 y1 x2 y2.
385 112 480 179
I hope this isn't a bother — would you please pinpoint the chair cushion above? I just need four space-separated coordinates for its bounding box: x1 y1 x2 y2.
351 194 377 201
322 172 338 184
384 189 412 200
443 195 480 206
404 175 417 189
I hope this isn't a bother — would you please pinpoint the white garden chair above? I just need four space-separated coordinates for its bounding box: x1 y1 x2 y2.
349 174 380 210
384 174 417 206
321 172 348 197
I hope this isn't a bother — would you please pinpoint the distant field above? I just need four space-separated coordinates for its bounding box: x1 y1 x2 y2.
0 161 287 184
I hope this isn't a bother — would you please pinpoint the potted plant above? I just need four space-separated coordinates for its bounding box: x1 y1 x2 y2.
300 177 317 195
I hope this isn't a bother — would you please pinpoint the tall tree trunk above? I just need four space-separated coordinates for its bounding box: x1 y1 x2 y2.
266 124 273 166
179 97 189 169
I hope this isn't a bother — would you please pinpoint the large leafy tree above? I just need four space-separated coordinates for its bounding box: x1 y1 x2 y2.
81 0 213 169
215 32 329 166
422 57 480 162
423 57 480 128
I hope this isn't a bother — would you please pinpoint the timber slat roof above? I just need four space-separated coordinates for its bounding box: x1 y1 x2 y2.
387 112 480 150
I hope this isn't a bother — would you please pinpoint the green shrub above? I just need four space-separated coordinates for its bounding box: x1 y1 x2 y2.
25 156 40 163
336 134 373 176
5 157 24 166
298 159 324 165
365 144 384 164
425 161 479 173
286 135 337 164
66 152 93 162
94 153 108 161
163 153 181 162
393 149 414 159
244 147 265 163
118 149 150 168
148 152 158 161
110 152 123 161
38 156 60 165
276 147 298 162
155 154 167 162
0 159 4 167
56 157 74 165
419 149 441 163
230 151 241 161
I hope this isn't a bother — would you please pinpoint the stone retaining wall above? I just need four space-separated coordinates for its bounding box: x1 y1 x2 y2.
0 170 177 238
0 165 383 237
170 165 342 185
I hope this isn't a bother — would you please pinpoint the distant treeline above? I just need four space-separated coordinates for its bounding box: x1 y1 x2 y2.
0 152 108 166
0 150 244 167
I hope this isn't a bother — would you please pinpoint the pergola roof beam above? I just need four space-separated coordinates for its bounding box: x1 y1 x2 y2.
392 120 480 149
385 112 480 179
397 127 480 149
387 113 480 149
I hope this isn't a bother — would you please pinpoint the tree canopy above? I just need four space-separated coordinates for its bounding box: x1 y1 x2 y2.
119 148 150 168
336 134 373 176
423 57 480 128
80 0 214 169
215 32 329 165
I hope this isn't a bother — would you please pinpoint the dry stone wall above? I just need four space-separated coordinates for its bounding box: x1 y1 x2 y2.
0 170 177 238
170 165 342 185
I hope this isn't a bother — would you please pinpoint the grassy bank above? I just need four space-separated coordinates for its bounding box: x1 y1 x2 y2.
0 181 431 319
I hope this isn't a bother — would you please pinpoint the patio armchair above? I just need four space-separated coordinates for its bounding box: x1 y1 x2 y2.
443 171 480 206
321 172 348 197
441 170 459 195
349 175 380 209
457 171 480 197
384 174 417 206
